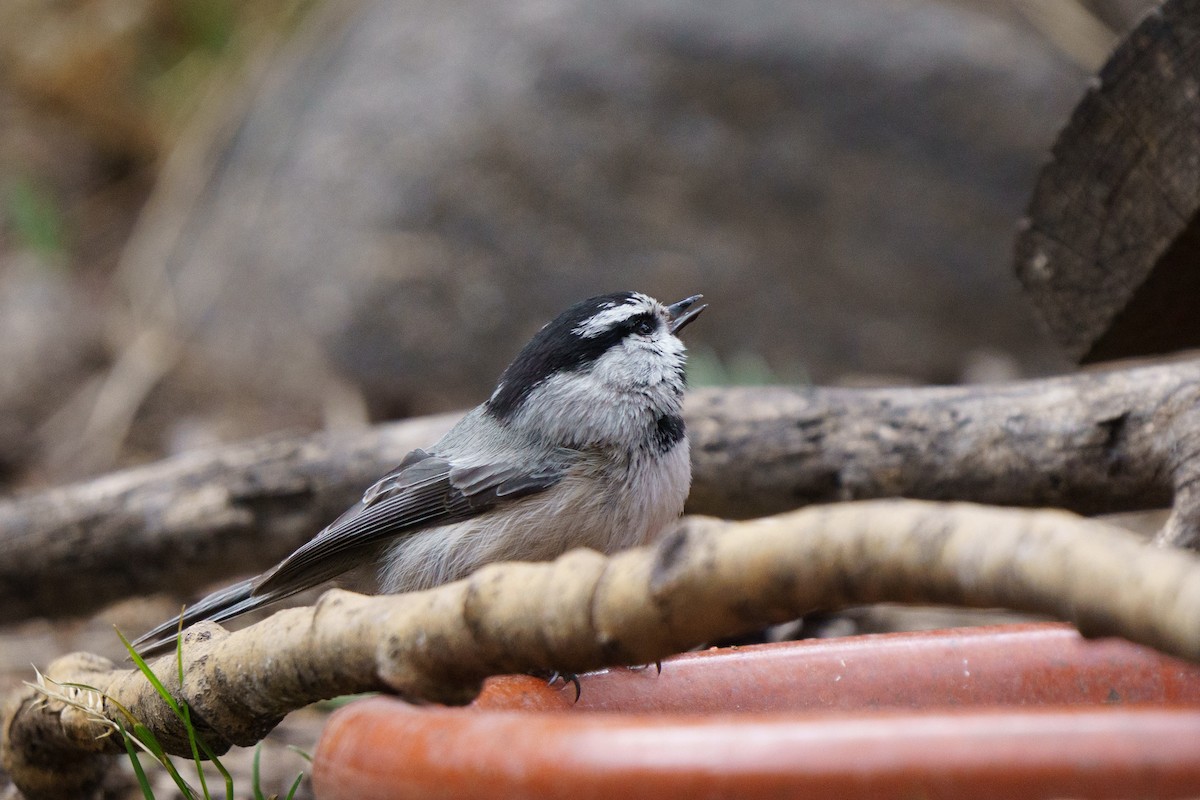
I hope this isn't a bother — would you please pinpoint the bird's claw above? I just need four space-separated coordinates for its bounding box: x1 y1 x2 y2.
545 670 582 702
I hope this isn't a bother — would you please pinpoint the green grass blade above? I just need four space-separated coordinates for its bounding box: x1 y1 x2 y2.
134 722 199 798
178 702 213 800
284 772 305 800
314 693 375 711
252 743 267 800
209 745 235 800
131 723 167 761
286 745 313 764
162 630 224 800
184 712 233 800
117 720 157 800
118 625 219 798
116 627 187 720
169 618 234 800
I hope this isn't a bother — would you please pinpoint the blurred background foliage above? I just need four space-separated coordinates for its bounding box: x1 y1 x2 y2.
0 0 1154 493
0 0 315 271
0 0 316 485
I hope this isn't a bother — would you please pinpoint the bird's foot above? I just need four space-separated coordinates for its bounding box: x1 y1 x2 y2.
543 670 582 702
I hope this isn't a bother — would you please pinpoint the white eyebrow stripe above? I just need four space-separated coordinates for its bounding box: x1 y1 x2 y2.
572 294 653 338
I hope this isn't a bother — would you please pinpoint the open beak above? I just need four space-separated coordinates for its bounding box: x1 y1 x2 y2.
667 294 707 334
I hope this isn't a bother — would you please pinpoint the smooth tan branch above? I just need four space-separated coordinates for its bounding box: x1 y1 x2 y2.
7 499 1200 798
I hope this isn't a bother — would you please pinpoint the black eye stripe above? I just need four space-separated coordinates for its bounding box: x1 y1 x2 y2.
624 312 659 336
486 292 659 420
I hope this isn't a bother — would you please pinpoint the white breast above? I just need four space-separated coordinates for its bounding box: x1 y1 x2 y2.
378 438 691 593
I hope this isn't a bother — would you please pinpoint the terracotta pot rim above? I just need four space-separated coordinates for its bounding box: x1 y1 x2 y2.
312 624 1200 799
314 697 1200 800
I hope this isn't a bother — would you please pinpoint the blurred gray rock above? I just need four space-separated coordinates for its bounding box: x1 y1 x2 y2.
119 0 1086 422
0 255 103 481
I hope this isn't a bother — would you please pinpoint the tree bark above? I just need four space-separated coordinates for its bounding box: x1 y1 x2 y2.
7 500 1200 799
4 357 1200 624
0 414 459 624
1015 0 1200 362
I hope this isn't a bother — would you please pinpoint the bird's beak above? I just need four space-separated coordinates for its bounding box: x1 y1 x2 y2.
667 294 707 334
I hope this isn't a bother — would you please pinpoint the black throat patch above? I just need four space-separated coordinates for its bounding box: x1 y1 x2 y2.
651 412 686 453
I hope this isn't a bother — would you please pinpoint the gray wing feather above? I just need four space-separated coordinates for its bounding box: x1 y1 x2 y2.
132 447 563 656
252 456 562 595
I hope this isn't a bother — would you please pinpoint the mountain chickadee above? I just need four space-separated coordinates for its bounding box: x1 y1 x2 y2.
135 291 706 654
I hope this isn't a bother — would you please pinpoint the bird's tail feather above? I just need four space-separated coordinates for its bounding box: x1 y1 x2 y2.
130 578 263 657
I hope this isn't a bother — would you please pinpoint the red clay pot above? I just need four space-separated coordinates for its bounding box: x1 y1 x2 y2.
311 623 1200 799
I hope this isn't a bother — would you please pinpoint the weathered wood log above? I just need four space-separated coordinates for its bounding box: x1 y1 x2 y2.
1016 0 1200 362
4 358 1200 624
0 414 458 624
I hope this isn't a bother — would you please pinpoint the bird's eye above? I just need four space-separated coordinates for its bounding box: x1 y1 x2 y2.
633 318 657 336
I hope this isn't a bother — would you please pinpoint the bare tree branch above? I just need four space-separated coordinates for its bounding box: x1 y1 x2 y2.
686 360 1182 519
7 499 1200 798
0 414 459 623
4 357 1200 623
